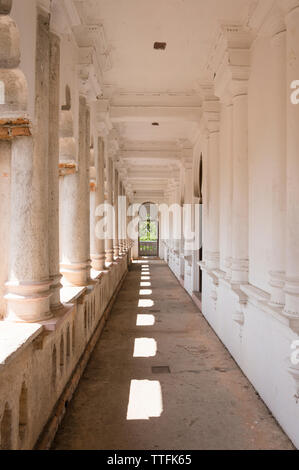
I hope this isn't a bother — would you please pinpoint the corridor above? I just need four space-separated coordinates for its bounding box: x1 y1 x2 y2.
52 261 293 450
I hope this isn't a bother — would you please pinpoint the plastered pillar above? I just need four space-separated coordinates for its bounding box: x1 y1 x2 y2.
206 125 220 270
105 155 114 263
231 89 249 284
48 32 62 309
6 8 52 322
113 167 119 259
182 154 193 259
269 16 287 306
283 2 299 318
92 136 106 271
60 96 91 285
221 98 233 280
199 85 221 271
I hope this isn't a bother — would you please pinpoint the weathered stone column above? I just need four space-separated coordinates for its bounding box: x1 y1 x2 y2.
92 136 106 271
6 8 52 322
48 32 62 309
118 181 125 255
268 13 287 306
113 167 120 259
60 96 91 285
282 1 299 319
105 154 114 263
90 175 96 262
126 194 130 252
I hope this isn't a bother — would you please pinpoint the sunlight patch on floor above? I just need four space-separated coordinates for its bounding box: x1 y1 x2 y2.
138 299 154 308
133 338 157 357
136 314 155 326
126 380 163 420
139 289 153 296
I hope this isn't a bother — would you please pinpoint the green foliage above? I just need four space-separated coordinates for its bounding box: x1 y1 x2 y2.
139 220 158 241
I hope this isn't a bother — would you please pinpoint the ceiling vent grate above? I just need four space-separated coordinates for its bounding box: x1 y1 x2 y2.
154 42 167 50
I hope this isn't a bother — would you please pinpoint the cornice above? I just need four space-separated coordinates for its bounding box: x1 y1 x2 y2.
208 25 253 100
198 82 220 132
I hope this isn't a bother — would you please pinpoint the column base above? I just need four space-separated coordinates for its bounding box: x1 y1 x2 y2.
60 261 90 287
205 251 220 270
283 276 299 318
50 273 63 310
224 257 232 281
231 258 249 284
269 270 285 307
5 280 52 323
105 249 114 264
113 246 120 259
91 254 106 271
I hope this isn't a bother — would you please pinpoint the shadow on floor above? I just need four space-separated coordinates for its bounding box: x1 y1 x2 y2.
52 261 293 450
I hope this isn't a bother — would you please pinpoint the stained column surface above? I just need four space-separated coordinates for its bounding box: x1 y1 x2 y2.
60 96 91 286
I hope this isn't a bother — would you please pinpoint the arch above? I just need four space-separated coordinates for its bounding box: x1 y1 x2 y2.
138 202 159 257
61 84 71 111
0 402 12 450
66 325 71 362
84 304 87 332
72 322 75 353
52 345 57 388
18 382 28 445
60 334 64 374
194 152 203 202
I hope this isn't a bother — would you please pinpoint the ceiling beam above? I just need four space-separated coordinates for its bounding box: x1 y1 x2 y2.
110 106 202 123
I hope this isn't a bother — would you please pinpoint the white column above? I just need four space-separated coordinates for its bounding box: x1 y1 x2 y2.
221 97 233 280
206 126 220 270
268 16 287 306
105 155 114 263
283 1 299 319
182 153 194 258
200 88 220 271
92 136 106 271
231 88 249 284
113 167 119 259
119 182 126 255
6 9 52 322
48 32 62 309
60 96 91 285
90 176 96 260
213 27 252 285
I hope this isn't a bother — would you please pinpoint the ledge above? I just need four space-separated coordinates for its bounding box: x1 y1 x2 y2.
0 322 43 366
60 286 87 304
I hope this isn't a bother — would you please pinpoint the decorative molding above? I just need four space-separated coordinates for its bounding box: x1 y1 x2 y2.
205 25 253 100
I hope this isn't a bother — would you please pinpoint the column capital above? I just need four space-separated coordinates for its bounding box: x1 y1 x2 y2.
212 25 252 99
198 82 220 132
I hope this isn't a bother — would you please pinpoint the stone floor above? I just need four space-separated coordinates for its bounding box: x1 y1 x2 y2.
52 260 294 450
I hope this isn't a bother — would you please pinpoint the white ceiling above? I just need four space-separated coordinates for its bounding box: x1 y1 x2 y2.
74 0 252 200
